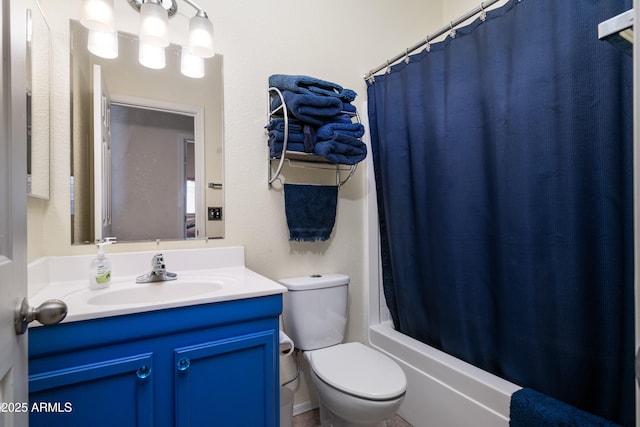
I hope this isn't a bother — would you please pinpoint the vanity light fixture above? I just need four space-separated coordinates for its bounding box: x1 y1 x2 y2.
80 0 215 78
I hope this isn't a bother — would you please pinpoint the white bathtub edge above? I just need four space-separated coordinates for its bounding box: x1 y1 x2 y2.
369 322 521 427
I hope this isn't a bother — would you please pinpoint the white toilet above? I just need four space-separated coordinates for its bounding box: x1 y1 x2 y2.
279 274 407 427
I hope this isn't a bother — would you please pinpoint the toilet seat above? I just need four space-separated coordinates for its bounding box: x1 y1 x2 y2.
307 342 407 401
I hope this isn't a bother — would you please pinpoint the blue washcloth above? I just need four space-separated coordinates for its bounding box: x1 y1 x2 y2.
314 133 367 165
317 121 365 141
271 91 344 126
283 184 338 242
509 388 621 427
269 74 357 102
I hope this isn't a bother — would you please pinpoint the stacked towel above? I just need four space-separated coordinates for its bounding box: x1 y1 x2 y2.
267 74 367 165
315 133 367 165
270 91 344 127
266 118 316 156
509 388 621 427
269 74 357 102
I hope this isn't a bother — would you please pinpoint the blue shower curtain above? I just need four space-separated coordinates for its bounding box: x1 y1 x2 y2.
367 0 634 425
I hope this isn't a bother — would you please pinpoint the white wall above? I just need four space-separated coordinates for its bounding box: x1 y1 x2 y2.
31 0 443 410
443 0 509 29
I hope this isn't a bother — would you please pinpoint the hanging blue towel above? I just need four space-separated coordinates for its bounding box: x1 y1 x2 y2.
269 74 357 102
509 388 621 427
283 184 338 242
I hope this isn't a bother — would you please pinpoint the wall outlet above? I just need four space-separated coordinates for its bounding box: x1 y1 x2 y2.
208 207 222 221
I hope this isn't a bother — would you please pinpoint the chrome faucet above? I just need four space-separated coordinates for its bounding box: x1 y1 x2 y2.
136 253 178 283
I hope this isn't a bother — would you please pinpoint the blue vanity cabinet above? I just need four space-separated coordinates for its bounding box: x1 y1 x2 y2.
28 295 282 427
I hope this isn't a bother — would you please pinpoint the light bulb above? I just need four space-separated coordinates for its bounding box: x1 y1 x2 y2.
88 29 118 59
80 0 115 32
181 47 205 79
188 14 215 58
138 41 166 69
139 1 169 47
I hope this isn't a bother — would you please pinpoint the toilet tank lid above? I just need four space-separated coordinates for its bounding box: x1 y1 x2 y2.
278 274 349 290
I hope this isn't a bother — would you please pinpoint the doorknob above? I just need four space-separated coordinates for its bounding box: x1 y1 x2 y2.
14 297 68 335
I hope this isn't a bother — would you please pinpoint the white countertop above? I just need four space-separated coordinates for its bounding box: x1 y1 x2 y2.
28 247 287 324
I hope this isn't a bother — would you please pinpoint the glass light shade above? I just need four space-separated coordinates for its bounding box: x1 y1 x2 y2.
138 42 166 69
188 15 215 58
181 47 205 79
80 0 115 32
139 1 169 47
88 29 119 59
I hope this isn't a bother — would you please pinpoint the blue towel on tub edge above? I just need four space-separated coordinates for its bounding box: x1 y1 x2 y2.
283 184 338 242
509 388 621 427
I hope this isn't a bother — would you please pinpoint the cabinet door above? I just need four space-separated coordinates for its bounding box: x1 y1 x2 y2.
29 353 154 427
174 330 278 427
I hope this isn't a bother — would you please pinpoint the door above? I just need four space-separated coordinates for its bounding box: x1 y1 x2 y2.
635 5 640 427
93 64 112 241
0 0 29 426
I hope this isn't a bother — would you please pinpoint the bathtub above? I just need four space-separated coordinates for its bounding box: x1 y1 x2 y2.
369 322 521 427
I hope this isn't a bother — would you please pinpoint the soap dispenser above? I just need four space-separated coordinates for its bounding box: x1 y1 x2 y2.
89 238 116 290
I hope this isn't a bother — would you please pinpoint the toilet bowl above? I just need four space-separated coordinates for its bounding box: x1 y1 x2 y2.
305 342 406 427
279 274 407 427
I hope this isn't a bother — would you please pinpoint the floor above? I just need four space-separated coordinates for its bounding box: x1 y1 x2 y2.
292 409 413 427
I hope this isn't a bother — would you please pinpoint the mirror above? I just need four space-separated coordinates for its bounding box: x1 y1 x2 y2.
69 20 224 244
26 0 51 199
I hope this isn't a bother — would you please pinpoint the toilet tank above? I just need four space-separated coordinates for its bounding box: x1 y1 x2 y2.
279 274 349 351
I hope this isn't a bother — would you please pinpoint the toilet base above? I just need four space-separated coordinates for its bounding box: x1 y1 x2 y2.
310 369 403 427
318 400 388 427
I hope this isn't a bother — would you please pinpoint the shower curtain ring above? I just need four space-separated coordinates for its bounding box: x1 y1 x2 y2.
449 22 456 38
480 2 487 21
425 35 431 52
404 49 410 64
386 60 392 74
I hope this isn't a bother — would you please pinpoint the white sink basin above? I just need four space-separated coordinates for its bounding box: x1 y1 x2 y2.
86 277 234 306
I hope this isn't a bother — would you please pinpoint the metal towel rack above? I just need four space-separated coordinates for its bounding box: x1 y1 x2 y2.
267 87 358 188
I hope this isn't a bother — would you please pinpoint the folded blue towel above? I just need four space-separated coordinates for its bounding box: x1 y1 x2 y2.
317 121 365 141
269 142 306 157
266 118 315 154
271 91 343 126
269 74 357 102
509 388 621 427
283 184 338 242
265 118 304 133
314 133 367 165
342 103 357 113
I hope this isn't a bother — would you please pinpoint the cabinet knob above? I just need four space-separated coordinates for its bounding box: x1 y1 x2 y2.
177 358 191 372
136 365 152 379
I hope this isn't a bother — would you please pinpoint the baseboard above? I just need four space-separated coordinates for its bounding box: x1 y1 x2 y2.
293 401 317 416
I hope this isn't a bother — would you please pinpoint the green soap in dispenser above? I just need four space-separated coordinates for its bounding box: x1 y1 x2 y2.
90 238 116 290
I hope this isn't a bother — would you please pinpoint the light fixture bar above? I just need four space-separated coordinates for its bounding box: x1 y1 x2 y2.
181 0 206 16
127 0 178 17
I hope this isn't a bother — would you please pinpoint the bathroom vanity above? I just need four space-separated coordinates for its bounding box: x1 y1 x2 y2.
27 247 285 427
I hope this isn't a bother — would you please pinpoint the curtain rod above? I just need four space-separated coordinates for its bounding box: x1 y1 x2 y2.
364 0 502 81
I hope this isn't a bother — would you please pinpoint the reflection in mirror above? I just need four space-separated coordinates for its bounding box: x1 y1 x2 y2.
26 0 51 199
70 20 224 244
